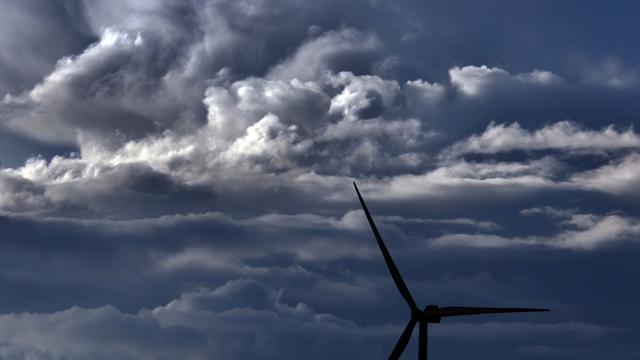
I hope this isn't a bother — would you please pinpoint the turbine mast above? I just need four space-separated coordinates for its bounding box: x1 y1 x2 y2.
418 320 428 360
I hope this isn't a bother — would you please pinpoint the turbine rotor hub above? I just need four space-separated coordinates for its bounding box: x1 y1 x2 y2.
410 305 442 323
410 309 422 320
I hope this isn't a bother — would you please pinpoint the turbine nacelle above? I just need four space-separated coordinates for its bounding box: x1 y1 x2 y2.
412 305 442 323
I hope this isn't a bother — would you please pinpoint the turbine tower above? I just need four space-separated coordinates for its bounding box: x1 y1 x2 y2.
353 182 549 360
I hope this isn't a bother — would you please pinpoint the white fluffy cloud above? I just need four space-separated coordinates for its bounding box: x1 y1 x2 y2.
570 153 640 195
204 75 329 140
449 65 560 96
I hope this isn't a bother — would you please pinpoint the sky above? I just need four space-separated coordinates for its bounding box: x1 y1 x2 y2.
1 0 640 359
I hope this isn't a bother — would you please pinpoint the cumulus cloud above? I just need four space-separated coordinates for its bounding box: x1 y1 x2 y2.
1 2 387 150
204 76 328 139
219 113 311 171
328 71 400 120
1 63 445 215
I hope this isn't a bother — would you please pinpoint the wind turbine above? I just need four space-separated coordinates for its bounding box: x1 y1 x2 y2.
353 182 549 360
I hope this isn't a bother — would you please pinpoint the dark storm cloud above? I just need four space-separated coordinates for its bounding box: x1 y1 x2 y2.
0 276 614 360
1 0 640 359
0 205 638 359
0 209 515 313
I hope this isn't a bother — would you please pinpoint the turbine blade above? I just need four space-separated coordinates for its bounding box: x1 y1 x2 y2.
389 318 418 360
353 182 418 311
437 306 550 317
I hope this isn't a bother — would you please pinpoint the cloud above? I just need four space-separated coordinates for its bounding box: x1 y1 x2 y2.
0 171 50 213
403 79 446 107
3 27 193 145
203 75 329 141
0 279 367 360
358 157 562 202
577 57 640 89
3 3 387 150
0 146 569 217
81 0 315 79
449 65 560 96
444 121 640 157
375 213 499 231
519 206 578 219
1 64 447 215
2 3 638 218
431 212 640 250
328 71 400 120
571 153 640 195
0 207 558 324
553 214 640 250
268 28 382 82
219 113 311 172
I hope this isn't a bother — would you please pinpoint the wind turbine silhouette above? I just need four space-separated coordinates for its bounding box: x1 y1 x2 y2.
353 182 549 360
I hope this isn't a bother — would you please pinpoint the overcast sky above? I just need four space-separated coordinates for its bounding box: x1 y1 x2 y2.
1 0 640 359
